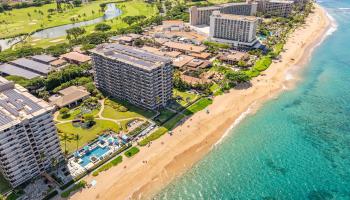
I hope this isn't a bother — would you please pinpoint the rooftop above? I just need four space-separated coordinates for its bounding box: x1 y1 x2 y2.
163 41 206 53
268 0 294 4
0 63 41 79
91 43 172 71
61 52 91 63
162 20 184 25
31 54 57 63
173 55 194 68
10 58 53 75
211 11 258 21
195 1 254 11
50 86 90 108
0 77 51 130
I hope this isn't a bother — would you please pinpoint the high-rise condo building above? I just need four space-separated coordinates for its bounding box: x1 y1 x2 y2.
0 77 63 187
209 11 259 47
256 0 294 17
190 1 258 26
90 44 173 110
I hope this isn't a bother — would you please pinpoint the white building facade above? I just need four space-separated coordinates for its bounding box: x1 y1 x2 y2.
0 77 63 187
209 11 259 47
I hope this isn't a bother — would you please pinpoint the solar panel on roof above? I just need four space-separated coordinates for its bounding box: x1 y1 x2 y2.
10 58 52 75
0 110 12 126
2 90 42 113
0 63 41 79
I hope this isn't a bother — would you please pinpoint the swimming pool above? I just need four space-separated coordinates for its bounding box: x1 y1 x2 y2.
80 146 110 167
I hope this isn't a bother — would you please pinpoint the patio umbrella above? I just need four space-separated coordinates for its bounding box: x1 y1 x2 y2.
91 180 97 187
84 146 90 152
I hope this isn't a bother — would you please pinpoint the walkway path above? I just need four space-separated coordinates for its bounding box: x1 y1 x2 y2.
54 99 147 128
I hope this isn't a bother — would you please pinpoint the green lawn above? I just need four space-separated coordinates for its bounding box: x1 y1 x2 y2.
92 155 123 176
163 114 185 130
154 109 176 124
139 127 168 146
15 0 158 48
0 0 116 39
102 99 156 120
169 89 199 111
57 107 99 121
83 0 158 34
183 98 213 116
210 83 224 96
56 119 120 153
124 146 140 158
139 114 185 146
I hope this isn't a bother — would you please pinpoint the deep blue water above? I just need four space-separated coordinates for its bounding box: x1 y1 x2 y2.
154 1 350 199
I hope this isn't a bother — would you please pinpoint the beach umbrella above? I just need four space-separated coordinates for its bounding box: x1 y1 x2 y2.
84 146 90 152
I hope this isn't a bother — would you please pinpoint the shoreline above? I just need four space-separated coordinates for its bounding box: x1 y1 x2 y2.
70 4 332 200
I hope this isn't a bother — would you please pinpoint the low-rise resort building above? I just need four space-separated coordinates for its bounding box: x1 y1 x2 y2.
0 77 63 187
90 44 173 110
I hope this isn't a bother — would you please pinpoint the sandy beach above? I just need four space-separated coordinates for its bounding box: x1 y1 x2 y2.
70 4 331 200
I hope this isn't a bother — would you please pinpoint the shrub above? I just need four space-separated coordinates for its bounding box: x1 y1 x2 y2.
61 180 86 198
124 147 140 158
139 127 168 146
95 23 111 32
42 190 58 200
92 156 123 176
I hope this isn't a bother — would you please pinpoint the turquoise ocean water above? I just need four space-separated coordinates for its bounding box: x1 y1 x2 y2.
154 1 350 199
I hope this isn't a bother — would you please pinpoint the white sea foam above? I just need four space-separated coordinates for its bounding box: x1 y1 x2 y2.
213 102 256 147
285 71 294 81
338 7 350 10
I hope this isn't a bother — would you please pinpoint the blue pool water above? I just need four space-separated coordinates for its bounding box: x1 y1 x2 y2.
155 1 350 199
80 146 110 167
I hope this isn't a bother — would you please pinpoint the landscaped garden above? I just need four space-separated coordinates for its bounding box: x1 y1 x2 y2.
57 119 120 154
169 89 199 111
154 109 176 124
102 98 156 120
183 98 213 116
57 106 99 121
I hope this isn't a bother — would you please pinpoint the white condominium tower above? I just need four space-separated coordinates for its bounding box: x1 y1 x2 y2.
0 77 63 187
190 1 258 26
90 44 173 110
256 0 294 17
209 11 259 47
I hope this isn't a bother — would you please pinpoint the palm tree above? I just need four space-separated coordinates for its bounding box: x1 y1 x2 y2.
60 132 71 156
74 134 82 151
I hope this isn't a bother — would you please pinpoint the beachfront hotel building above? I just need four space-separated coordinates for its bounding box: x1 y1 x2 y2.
0 77 63 187
90 44 173 110
209 11 259 47
190 1 258 26
256 0 294 17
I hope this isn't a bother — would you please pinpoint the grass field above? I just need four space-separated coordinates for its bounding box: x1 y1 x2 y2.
183 98 213 116
163 114 185 130
124 146 139 157
57 119 120 153
102 99 155 120
169 89 199 111
57 107 99 121
14 0 158 48
154 109 176 124
84 0 158 33
0 0 117 39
